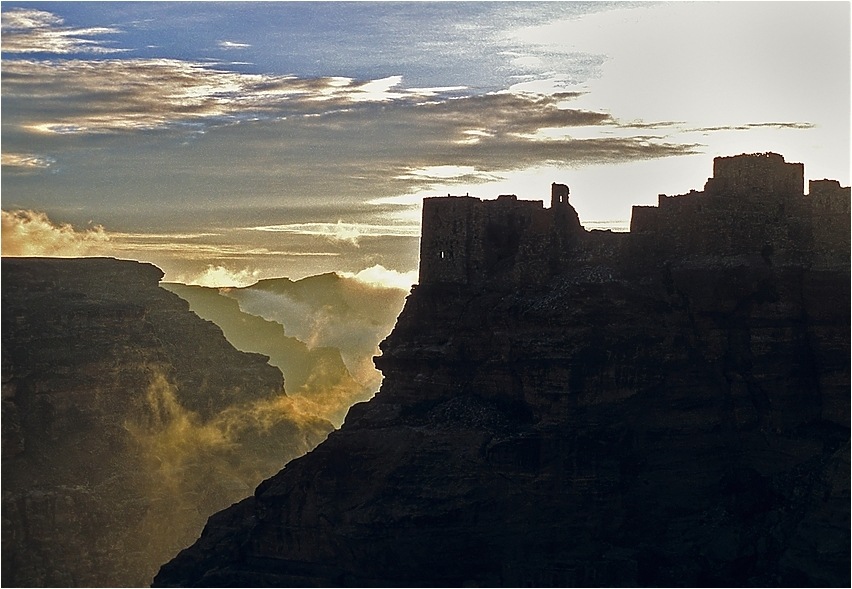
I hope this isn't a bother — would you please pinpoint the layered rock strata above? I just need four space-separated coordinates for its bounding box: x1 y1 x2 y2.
2 257 332 587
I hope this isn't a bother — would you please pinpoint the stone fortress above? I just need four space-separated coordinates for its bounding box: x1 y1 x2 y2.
419 152 850 286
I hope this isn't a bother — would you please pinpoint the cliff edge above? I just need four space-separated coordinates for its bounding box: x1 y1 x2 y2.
155 154 850 587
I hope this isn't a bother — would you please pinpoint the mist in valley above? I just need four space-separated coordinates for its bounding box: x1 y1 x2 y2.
2 258 403 586
162 272 408 426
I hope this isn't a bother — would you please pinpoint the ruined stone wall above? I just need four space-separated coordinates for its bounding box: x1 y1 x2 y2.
419 193 583 286
628 153 846 264
422 153 847 286
706 152 804 199
808 179 851 264
419 196 480 284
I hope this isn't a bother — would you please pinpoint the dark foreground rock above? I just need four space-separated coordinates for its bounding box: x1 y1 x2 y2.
2 257 332 587
155 262 850 587
155 154 850 587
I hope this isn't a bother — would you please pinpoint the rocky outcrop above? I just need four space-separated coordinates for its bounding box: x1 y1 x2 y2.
155 157 849 587
2 257 333 587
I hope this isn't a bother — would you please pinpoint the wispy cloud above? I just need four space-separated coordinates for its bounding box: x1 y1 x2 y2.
248 221 420 245
0 209 344 263
218 40 251 50
1 7 125 54
2 57 468 135
689 122 816 133
1 152 56 171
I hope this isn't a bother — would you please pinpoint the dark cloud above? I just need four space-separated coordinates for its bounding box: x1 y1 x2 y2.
689 122 816 132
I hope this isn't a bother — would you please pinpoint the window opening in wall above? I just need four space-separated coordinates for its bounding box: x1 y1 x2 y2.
440 251 446 260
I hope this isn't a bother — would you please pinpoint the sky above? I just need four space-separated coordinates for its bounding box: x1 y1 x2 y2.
2 1 850 287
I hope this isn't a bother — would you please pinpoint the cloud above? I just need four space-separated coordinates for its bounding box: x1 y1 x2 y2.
248 221 420 245
1 209 110 256
1 7 124 54
218 40 251 50
2 56 473 136
174 265 261 288
1 152 55 171
688 122 816 133
224 273 409 400
124 368 332 573
396 165 501 183
2 47 686 161
342 264 417 291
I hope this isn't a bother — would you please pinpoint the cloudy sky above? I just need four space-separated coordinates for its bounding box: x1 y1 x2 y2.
2 1 849 286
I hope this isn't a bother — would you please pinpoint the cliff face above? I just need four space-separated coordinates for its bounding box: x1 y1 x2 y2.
155 156 849 587
1 258 333 587
155 260 849 587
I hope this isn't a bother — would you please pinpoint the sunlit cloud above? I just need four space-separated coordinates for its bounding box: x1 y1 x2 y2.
176 265 260 288
1 7 124 54
455 129 496 145
1 209 110 256
1 152 55 170
350 75 404 102
342 264 417 291
396 165 499 182
406 85 468 98
0 210 345 269
108 232 341 261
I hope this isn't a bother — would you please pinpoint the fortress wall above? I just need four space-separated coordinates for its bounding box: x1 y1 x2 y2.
629 206 659 234
419 154 848 286
475 196 554 284
421 194 566 285
808 180 851 262
419 196 480 284
706 152 804 199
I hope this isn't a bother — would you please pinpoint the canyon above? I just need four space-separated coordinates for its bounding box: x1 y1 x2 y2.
2 258 336 586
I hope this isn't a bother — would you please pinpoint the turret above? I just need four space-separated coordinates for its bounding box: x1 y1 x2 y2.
551 183 570 208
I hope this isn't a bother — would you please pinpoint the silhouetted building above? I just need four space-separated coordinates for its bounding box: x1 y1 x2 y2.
419 153 849 286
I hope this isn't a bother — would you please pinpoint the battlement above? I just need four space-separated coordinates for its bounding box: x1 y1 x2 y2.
418 153 849 287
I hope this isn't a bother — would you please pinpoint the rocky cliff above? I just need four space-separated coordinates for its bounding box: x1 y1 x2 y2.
1 257 333 587
155 156 850 587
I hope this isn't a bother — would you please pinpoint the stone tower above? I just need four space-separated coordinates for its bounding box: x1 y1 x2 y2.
551 183 570 207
